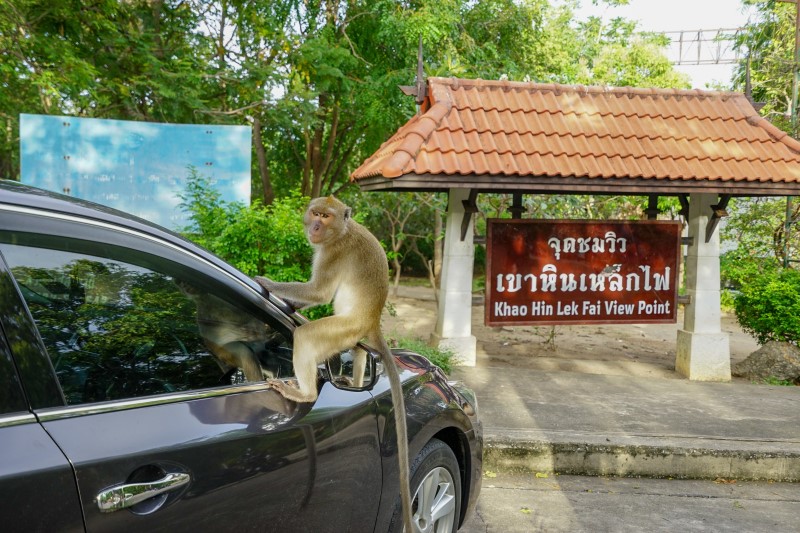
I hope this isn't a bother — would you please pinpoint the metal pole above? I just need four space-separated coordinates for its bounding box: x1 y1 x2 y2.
779 0 800 267
791 0 800 137
790 1 800 266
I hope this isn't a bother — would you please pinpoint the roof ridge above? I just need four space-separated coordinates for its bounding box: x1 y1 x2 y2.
380 99 453 178
747 115 800 155
448 99 746 122
429 76 741 100
438 116 763 147
425 140 797 165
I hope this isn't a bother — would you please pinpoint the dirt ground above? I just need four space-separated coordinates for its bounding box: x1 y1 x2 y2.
382 284 760 381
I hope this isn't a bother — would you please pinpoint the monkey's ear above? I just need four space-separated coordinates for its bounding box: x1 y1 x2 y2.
344 207 352 220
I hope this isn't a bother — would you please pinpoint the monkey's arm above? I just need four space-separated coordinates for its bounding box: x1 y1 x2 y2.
254 276 335 308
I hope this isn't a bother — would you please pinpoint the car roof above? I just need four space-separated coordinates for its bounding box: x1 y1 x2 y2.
0 179 303 318
0 179 234 276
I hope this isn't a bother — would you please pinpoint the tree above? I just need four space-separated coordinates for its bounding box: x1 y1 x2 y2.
358 191 446 296
1 0 691 206
734 0 797 134
0 0 211 179
725 1 800 274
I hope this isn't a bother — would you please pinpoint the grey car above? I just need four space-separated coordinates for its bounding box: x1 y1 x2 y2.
0 180 482 532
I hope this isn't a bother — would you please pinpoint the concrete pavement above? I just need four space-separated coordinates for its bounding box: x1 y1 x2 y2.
388 284 800 481
458 473 800 533
450 364 800 482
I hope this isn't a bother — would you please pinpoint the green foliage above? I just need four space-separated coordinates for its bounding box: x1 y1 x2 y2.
1 0 690 197
734 1 796 134
179 169 311 279
356 191 446 278
178 172 334 318
734 268 800 346
720 289 737 313
720 249 780 292
721 197 799 269
178 167 238 249
393 337 456 375
762 376 795 386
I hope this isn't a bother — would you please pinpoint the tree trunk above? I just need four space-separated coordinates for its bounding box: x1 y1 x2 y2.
252 117 274 205
433 207 443 284
392 256 402 297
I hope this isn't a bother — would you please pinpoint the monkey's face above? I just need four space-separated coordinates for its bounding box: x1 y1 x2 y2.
305 208 334 244
304 197 350 244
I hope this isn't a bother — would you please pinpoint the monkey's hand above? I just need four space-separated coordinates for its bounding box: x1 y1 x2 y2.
255 277 305 311
254 276 275 292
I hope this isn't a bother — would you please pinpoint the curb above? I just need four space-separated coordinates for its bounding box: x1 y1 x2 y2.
483 432 800 482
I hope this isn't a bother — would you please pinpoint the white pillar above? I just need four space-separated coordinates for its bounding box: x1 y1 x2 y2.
430 188 477 365
676 192 731 381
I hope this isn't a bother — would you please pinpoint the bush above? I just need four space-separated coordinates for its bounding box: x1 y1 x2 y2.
720 249 779 291
734 268 800 346
178 169 309 278
392 337 456 374
178 170 332 319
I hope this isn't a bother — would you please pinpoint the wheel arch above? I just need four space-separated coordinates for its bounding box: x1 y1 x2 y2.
431 427 472 528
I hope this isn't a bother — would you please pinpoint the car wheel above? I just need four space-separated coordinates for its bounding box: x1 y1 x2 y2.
391 438 462 533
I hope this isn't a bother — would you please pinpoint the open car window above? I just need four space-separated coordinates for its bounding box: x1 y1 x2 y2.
0 231 294 405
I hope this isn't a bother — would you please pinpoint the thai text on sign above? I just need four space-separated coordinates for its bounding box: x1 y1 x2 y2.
485 220 682 326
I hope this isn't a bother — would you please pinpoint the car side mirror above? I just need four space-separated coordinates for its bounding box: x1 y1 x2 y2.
325 345 378 391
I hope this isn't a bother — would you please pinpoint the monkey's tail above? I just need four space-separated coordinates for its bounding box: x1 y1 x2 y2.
377 336 414 532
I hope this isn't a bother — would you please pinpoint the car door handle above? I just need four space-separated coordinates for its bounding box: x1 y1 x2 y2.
96 472 191 512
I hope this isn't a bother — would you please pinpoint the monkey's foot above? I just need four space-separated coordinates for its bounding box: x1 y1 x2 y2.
266 378 298 390
266 379 316 404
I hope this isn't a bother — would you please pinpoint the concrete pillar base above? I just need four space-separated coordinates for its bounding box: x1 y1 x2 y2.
675 330 731 381
430 333 477 367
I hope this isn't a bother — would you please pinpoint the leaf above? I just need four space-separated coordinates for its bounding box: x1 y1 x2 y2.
520 507 532 514
535 472 549 478
484 470 497 479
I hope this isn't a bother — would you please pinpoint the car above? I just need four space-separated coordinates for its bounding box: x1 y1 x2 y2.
0 179 482 532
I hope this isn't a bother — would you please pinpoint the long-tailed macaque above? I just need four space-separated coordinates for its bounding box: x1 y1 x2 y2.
255 196 413 531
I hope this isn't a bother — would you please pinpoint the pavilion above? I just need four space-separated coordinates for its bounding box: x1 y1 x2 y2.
351 77 800 381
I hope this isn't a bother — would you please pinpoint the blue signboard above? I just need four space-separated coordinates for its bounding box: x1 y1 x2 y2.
20 114 251 230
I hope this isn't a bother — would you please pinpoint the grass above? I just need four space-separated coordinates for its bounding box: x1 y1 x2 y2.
392 336 456 374
762 376 796 386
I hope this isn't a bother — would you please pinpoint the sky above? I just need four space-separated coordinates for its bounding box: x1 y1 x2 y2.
571 0 756 89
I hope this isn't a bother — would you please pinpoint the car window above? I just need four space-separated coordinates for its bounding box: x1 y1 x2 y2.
0 233 294 405
0 328 27 415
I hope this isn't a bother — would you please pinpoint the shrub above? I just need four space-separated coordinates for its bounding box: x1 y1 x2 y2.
734 268 800 346
180 171 312 278
178 170 332 319
392 337 456 374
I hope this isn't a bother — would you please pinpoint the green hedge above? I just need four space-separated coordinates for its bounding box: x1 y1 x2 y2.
734 268 800 346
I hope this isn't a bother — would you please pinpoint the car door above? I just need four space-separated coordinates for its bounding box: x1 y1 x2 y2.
0 268 84 532
0 210 383 532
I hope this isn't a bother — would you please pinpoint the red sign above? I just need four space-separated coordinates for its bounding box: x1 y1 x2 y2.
485 220 681 326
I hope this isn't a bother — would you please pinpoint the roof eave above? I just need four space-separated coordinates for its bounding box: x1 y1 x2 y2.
356 173 800 197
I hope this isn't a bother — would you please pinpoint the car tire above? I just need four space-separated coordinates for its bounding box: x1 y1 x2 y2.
390 438 462 533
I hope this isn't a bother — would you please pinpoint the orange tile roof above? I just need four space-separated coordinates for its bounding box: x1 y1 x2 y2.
352 77 800 195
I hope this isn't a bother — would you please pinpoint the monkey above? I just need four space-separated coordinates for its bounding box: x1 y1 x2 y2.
254 196 414 531
177 281 274 383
